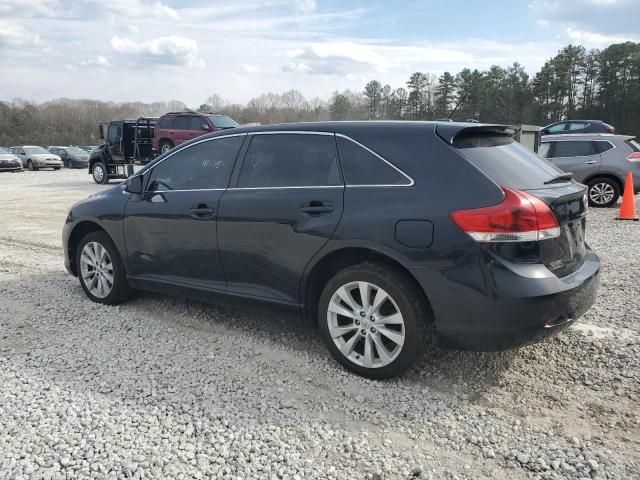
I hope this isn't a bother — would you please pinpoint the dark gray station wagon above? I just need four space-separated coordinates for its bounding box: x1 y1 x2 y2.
63 122 600 378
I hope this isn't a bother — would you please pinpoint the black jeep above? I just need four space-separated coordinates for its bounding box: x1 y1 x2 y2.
89 117 157 184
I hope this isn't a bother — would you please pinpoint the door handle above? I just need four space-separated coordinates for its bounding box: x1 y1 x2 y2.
190 204 216 219
583 160 598 164
300 201 333 215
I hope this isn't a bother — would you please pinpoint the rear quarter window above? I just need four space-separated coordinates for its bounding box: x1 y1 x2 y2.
454 134 563 189
336 136 411 186
594 141 614 154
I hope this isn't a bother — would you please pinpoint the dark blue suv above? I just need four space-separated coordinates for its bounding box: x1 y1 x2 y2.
63 122 600 378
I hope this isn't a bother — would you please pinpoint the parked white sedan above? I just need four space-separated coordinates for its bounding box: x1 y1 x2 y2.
10 146 63 170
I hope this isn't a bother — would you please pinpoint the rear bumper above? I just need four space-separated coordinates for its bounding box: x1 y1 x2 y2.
410 249 601 351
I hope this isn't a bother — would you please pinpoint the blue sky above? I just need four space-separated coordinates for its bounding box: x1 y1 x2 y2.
0 0 638 106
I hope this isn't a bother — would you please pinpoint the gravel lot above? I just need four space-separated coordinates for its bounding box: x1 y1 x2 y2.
0 168 639 480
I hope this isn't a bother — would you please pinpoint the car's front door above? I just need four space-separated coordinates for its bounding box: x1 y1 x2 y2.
124 134 246 290
107 123 124 163
544 140 601 183
217 132 344 304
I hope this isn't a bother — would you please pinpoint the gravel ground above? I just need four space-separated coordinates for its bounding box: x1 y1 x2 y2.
0 168 639 480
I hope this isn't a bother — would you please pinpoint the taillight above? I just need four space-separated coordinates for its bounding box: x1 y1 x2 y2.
627 152 640 162
450 188 561 242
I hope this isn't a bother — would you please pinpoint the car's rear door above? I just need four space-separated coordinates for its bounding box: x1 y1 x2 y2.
544 140 601 184
124 134 245 290
217 131 344 304
173 116 191 146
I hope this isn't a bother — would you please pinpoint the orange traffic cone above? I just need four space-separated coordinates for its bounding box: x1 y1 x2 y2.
616 171 639 221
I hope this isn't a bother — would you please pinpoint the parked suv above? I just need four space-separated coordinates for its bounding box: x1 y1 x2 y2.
541 120 615 136
152 112 238 154
63 122 600 378
539 134 640 207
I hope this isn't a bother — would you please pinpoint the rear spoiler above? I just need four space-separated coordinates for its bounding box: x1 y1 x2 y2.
436 124 517 145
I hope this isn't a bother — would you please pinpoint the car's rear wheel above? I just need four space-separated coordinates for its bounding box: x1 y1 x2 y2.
76 231 130 305
66 159 72 168
160 140 174 154
587 177 620 208
92 162 108 184
27 160 38 171
318 262 432 379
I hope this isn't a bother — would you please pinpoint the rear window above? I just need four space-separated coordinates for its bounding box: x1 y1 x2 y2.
454 134 563 189
552 140 596 158
626 139 640 151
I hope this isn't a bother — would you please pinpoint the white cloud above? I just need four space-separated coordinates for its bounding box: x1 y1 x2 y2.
530 0 637 35
565 27 639 48
0 0 60 17
110 35 204 69
239 64 261 74
78 55 112 67
95 0 179 20
0 20 40 48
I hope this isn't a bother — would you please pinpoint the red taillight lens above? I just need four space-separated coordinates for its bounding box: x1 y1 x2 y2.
627 152 640 162
450 188 561 242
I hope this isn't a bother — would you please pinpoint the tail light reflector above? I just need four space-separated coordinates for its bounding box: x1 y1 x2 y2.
450 188 561 242
626 152 640 162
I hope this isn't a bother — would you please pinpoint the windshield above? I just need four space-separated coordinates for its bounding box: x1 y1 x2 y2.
24 147 50 155
0 147 8 154
65 147 88 155
208 115 238 129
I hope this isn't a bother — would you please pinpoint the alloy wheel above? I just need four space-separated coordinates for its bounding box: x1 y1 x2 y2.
589 182 615 206
161 144 171 154
327 281 405 368
80 242 114 298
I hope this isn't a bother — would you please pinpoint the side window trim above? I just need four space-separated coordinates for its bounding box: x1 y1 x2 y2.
143 133 247 192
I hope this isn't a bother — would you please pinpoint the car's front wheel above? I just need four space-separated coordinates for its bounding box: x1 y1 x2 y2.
587 177 620 208
92 162 109 184
76 231 130 305
318 262 432 379
27 160 38 171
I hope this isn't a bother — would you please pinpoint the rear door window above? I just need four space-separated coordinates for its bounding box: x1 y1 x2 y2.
551 141 596 158
237 134 341 188
174 116 190 130
454 134 562 189
547 123 567 133
158 116 175 129
147 136 244 191
567 122 588 131
336 136 411 186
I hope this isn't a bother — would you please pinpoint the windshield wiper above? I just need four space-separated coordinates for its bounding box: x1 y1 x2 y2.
544 172 573 185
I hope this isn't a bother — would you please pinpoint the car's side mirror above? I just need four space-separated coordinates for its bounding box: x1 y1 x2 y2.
122 175 143 194
99 124 105 140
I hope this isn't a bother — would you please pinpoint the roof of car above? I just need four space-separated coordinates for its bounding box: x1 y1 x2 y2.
197 120 515 140
542 133 634 141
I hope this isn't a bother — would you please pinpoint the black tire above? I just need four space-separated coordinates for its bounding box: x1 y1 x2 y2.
92 162 109 184
27 160 38 171
75 231 131 305
53 166 61 170
587 177 620 208
159 140 174 154
318 262 432 379
66 159 71 168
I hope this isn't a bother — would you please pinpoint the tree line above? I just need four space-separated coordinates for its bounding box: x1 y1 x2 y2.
1 41 639 146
